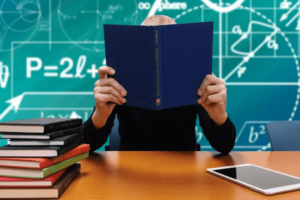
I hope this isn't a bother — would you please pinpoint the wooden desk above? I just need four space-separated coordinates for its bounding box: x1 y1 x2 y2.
60 152 300 200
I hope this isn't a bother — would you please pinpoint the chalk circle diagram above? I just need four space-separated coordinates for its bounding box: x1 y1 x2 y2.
58 0 138 52
175 2 300 146
0 0 41 52
201 0 245 13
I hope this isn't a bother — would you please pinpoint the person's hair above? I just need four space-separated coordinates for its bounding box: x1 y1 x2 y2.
141 15 176 26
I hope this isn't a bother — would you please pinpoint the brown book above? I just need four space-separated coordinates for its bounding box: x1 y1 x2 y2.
0 163 80 198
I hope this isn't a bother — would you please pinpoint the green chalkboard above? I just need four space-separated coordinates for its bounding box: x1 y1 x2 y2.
1 0 300 151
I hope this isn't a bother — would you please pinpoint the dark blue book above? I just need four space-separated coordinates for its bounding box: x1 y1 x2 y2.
104 22 213 110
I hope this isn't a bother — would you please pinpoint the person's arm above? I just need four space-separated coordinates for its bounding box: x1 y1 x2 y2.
197 104 236 154
196 74 236 154
84 65 126 152
83 105 118 152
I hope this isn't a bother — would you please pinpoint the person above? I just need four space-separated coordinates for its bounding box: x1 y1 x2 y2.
83 15 236 153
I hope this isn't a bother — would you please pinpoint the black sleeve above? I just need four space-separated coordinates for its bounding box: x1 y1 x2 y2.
196 104 236 154
82 105 118 152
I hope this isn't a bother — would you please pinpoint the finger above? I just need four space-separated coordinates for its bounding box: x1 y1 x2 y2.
198 74 219 96
99 78 127 97
200 84 225 103
94 80 101 87
95 93 123 106
203 91 226 105
98 66 115 79
94 86 126 104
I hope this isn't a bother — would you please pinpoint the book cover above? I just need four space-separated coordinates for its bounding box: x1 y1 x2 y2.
104 22 213 110
0 163 80 198
0 136 84 157
9 133 82 146
0 126 83 140
0 118 82 133
0 144 90 169
0 152 88 179
0 167 68 187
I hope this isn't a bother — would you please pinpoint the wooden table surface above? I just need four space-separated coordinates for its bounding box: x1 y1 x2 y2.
58 151 300 200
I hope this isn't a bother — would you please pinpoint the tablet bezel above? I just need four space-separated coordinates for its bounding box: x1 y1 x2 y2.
206 164 300 195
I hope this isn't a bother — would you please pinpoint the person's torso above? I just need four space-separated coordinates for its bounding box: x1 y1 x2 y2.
116 105 198 150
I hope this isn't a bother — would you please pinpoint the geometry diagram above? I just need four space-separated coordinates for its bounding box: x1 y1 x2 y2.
58 0 138 52
0 0 41 52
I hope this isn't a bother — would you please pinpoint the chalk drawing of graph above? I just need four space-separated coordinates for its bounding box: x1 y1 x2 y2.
1 0 300 152
172 0 300 151
57 0 138 52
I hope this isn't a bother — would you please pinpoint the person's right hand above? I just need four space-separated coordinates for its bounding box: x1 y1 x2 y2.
92 66 127 128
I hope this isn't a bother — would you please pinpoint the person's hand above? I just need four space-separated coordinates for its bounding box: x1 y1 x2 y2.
92 66 127 128
197 73 228 126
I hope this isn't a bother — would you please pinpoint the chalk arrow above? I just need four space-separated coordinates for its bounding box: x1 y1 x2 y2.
0 94 24 121
280 14 288 21
280 1 300 21
241 33 248 39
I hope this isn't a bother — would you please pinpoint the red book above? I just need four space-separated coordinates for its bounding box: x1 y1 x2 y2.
0 164 80 198
0 167 68 187
0 144 90 169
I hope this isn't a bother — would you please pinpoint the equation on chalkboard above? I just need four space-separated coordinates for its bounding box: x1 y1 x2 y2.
1 0 300 151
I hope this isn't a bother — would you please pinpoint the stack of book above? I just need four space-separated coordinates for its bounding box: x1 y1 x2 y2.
0 118 90 198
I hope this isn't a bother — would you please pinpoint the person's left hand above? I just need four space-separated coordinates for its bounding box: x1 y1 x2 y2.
197 73 228 126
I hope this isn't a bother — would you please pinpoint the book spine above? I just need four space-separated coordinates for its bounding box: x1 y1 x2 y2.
62 133 82 145
57 164 81 198
49 126 82 139
56 137 84 156
39 144 90 169
43 152 88 178
153 26 163 110
44 119 82 133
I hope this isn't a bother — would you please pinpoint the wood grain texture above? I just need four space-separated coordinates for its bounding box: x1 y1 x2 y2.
54 152 300 200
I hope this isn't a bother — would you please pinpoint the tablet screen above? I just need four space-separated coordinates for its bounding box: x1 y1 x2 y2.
213 165 300 190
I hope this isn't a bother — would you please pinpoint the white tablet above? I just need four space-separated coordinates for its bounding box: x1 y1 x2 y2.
206 164 300 195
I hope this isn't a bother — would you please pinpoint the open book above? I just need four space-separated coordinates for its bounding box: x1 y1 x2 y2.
104 21 213 110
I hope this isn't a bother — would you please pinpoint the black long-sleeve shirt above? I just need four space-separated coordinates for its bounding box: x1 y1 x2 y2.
83 104 236 153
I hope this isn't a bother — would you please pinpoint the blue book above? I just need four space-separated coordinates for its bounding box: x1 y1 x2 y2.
104 22 213 110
